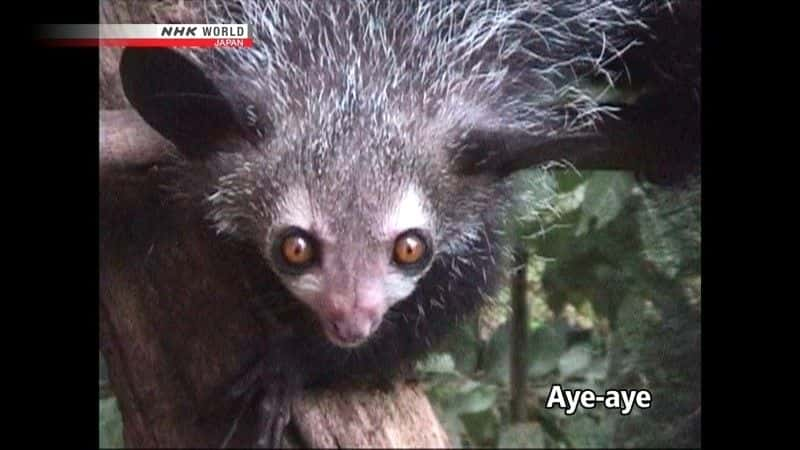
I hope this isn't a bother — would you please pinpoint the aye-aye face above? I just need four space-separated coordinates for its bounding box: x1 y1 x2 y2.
119 47 595 348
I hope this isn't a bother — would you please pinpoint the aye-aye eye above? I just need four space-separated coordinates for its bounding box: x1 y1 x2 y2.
393 230 431 267
275 227 317 271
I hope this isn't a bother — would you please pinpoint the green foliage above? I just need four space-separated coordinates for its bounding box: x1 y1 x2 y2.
575 171 637 236
528 324 567 378
420 171 701 448
498 422 547 448
100 397 125 449
100 353 124 448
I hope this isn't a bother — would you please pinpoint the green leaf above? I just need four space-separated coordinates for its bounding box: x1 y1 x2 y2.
561 414 613 448
441 321 482 374
558 343 593 378
529 209 582 259
528 324 567 378
637 179 701 278
448 381 497 415
460 409 500 446
576 171 636 235
508 169 560 234
497 422 546 448
555 170 587 193
430 404 465 448
99 397 124 448
427 378 497 417
416 352 458 376
583 355 609 383
483 322 511 384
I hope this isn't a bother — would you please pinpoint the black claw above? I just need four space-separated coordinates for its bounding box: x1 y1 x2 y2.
229 367 261 400
218 383 260 449
229 354 273 400
254 391 292 448
223 342 300 448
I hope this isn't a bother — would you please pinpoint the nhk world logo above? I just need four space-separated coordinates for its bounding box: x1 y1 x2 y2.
38 24 252 48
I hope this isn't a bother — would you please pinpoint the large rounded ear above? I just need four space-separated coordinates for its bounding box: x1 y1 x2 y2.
119 48 259 156
451 128 611 178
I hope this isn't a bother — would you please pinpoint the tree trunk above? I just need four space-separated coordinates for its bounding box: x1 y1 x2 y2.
509 244 529 422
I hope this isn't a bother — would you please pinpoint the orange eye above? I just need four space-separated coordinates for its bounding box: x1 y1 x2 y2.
281 234 314 266
393 232 427 265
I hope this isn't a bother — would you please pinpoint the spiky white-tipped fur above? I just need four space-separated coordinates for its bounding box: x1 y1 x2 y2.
190 1 668 254
199 0 658 135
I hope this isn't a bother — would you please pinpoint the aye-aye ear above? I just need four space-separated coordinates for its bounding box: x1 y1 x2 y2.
452 127 611 178
119 47 263 155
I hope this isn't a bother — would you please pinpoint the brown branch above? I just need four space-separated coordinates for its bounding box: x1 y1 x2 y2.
292 383 451 448
99 109 173 178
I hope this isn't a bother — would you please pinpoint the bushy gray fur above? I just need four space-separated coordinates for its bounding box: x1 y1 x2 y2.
174 0 670 261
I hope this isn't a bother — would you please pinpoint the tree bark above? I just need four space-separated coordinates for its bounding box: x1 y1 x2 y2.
291 384 450 448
